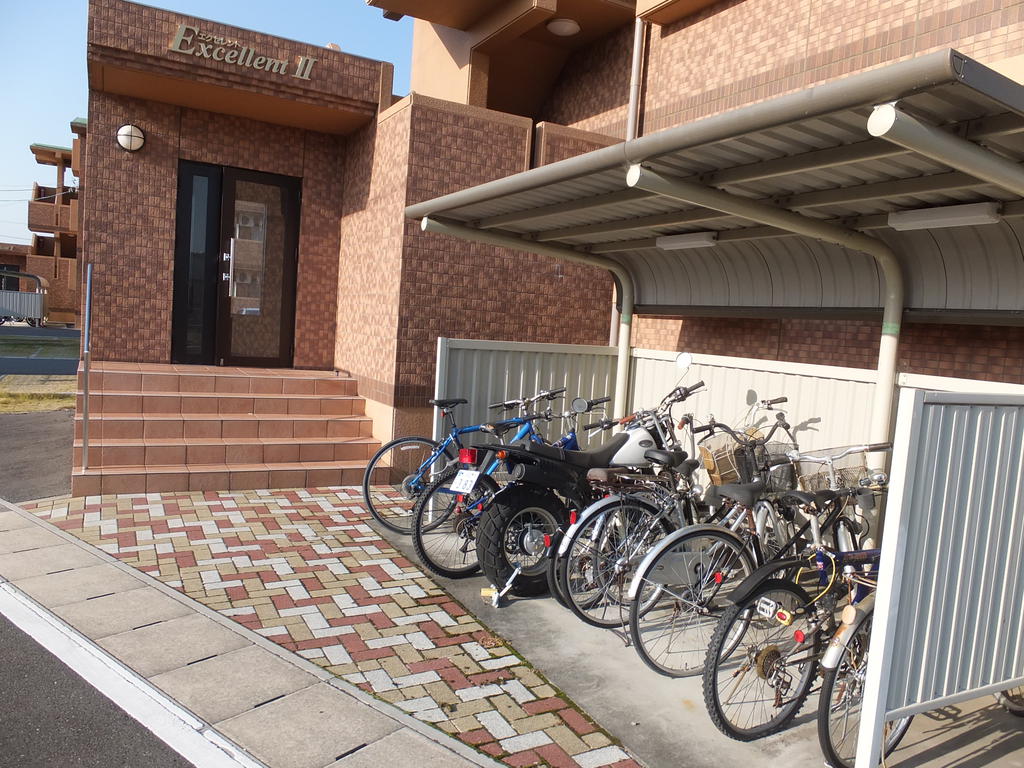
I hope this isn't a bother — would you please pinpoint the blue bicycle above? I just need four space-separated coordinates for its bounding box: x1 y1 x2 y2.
411 394 610 579
360 388 583 534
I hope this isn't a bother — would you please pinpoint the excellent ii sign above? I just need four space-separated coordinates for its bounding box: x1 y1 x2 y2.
168 24 317 81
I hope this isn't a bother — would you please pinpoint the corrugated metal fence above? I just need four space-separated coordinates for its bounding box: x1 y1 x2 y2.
433 338 618 443
630 349 878 451
857 388 1024 766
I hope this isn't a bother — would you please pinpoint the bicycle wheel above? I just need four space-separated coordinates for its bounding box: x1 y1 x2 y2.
362 436 453 535
818 610 912 767
562 500 673 629
629 528 755 676
703 579 819 740
546 530 570 608
996 687 1024 716
412 468 498 579
478 485 566 597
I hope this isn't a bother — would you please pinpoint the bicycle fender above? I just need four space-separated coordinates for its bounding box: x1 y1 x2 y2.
725 556 808 605
626 523 748 602
556 495 661 557
820 592 876 670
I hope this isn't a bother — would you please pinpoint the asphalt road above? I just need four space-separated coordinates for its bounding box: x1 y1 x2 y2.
0 410 74 503
0 614 194 768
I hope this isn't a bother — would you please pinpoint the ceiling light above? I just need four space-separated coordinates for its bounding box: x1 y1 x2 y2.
656 231 718 250
887 202 1001 231
547 18 581 36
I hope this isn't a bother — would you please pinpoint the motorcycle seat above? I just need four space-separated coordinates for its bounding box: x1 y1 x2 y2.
644 448 687 468
525 433 630 470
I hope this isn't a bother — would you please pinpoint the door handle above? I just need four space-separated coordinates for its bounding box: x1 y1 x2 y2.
224 238 236 291
221 273 230 281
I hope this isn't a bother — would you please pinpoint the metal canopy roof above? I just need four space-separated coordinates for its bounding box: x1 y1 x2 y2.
406 50 1024 319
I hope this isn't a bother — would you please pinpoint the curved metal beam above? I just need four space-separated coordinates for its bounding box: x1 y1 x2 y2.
626 164 904 446
419 217 635 421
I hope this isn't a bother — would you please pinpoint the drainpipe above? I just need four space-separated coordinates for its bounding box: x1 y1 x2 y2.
419 217 635 421
609 17 648 350
625 18 647 142
625 164 904 450
868 104 1024 196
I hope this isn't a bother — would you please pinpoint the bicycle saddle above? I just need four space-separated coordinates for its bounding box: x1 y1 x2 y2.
429 398 467 409
523 434 629 470
716 478 766 508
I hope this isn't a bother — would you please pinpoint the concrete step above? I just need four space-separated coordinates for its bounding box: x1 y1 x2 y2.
70 460 386 496
73 436 377 468
77 391 364 417
74 413 374 440
78 365 357 395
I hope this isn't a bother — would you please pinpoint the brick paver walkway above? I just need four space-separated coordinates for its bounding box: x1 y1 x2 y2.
26 489 640 768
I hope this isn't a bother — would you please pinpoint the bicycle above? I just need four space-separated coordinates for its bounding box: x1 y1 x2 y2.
701 442 894 742
623 406 806 677
360 389 570 534
410 393 609 579
554 380 707 629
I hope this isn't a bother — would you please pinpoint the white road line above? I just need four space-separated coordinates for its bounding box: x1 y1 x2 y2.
0 583 266 768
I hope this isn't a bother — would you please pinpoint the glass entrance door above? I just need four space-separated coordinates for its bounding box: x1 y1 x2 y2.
172 162 300 367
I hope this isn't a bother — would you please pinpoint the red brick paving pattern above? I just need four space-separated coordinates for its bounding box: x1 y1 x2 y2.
26 488 641 768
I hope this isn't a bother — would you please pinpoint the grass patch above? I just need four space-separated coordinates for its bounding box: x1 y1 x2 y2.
0 337 80 358
0 374 76 413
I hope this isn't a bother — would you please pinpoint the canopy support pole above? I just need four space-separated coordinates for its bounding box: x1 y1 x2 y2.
419 217 635 421
625 164 904 451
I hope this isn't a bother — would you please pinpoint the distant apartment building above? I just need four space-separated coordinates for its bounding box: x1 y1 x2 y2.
0 118 87 325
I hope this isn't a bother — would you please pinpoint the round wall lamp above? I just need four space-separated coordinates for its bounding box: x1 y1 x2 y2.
546 18 581 36
116 124 145 152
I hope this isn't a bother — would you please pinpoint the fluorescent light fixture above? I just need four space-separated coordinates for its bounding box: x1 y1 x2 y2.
655 231 718 250
887 202 1001 231
547 18 581 36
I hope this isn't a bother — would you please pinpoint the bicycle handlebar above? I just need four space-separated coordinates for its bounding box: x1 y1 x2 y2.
584 418 617 431
764 396 788 406
691 423 714 435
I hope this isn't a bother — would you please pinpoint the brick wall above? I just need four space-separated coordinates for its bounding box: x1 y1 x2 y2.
394 96 614 408
334 113 408 403
544 0 1024 137
632 315 1024 384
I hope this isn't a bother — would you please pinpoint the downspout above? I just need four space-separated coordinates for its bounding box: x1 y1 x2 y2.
419 217 635 420
625 165 904 450
609 17 648 349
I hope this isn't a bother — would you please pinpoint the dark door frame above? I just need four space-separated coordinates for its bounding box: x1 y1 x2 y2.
171 161 301 368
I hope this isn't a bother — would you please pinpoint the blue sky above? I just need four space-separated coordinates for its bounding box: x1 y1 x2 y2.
0 0 413 246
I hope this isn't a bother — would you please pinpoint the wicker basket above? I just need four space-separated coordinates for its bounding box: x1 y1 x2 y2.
797 447 869 491
699 429 797 492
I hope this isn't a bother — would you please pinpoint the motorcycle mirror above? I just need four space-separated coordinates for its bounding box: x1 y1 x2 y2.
570 396 589 414
675 352 693 371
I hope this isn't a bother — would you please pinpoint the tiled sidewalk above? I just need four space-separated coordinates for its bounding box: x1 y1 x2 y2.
26 489 640 768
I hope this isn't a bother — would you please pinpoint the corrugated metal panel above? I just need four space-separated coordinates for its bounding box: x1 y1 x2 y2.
433 338 618 445
629 350 878 452
880 391 1024 716
0 290 45 319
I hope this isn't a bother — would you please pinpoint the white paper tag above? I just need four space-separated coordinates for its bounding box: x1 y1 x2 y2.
450 470 481 494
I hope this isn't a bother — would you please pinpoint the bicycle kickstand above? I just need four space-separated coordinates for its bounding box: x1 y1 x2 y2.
491 565 522 608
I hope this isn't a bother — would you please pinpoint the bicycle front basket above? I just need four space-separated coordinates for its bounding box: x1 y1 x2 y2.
797 447 869 491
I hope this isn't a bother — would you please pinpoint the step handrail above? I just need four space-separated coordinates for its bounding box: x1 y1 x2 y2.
81 264 93 472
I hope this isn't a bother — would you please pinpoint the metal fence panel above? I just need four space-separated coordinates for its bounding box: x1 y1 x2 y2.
630 349 878 452
857 388 1024 767
433 338 618 443
0 290 45 319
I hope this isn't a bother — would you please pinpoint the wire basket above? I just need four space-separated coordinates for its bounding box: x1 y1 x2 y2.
797 447 869 491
